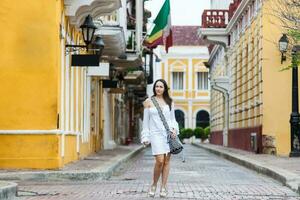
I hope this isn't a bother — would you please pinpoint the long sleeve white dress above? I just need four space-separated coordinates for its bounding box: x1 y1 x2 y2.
141 102 179 155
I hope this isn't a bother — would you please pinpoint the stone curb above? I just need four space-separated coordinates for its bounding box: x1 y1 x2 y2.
192 143 300 194
0 145 144 182
0 181 17 200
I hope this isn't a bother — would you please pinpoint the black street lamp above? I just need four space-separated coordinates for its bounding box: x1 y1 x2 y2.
279 34 289 64
92 36 105 57
80 15 98 48
279 34 300 157
66 15 99 53
289 45 300 157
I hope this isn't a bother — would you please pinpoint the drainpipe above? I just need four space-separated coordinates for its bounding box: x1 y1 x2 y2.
211 77 229 147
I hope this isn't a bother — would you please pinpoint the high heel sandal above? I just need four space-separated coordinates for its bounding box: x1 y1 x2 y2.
148 184 157 197
160 187 168 198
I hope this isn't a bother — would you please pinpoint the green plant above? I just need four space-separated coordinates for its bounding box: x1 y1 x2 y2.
185 128 194 138
178 128 186 141
194 127 204 139
204 127 210 140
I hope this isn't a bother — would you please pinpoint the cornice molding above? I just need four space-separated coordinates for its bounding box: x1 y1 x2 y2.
65 0 121 27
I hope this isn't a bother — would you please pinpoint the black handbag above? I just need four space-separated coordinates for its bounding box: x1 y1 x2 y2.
151 97 183 154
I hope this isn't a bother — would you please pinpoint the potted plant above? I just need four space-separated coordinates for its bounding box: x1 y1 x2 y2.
194 127 204 143
203 127 210 143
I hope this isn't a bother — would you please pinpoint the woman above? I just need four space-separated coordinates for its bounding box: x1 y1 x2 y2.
141 79 179 198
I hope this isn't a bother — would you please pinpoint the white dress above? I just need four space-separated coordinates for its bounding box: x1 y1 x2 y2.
140 102 179 155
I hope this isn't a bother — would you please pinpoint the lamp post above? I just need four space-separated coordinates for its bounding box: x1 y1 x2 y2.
290 45 300 157
279 34 300 157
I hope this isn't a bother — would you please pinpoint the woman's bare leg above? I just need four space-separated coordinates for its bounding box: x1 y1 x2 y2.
161 153 171 188
152 154 165 186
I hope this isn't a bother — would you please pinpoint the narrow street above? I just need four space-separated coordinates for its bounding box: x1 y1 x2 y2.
16 144 300 200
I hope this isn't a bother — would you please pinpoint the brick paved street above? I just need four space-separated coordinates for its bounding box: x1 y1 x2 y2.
16 144 300 200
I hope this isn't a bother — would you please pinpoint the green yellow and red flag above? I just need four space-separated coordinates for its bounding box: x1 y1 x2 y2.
145 0 173 53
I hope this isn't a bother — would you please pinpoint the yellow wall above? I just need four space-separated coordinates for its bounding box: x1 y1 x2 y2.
63 135 78 165
164 55 209 129
0 134 62 169
0 0 60 129
261 1 292 155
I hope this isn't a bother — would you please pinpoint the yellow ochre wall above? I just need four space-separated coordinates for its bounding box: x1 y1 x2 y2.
163 55 210 129
0 135 61 169
0 0 60 129
261 1 295 155
0 0 75 169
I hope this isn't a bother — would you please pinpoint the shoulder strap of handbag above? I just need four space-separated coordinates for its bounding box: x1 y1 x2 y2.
151 96 171 135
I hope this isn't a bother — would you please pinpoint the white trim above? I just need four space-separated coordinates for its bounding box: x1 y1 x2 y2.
83 72 91 143
0 130 80 135
66 54 70 131
80 69 84 142
70 67 74 132
60 31 65 132
76 68 80 153
83 69 87 142
169 60 187 70
188 58 192 93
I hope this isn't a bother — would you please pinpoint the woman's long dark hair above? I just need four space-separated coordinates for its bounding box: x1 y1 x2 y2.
152 79 172 110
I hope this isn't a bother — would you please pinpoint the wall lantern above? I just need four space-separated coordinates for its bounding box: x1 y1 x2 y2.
279 34 289 64
66 15 99 53
92 35 105 57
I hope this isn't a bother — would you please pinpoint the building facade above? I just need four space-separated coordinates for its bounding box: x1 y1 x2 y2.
200 0 297 155
0 0 148 169
150 26 210 130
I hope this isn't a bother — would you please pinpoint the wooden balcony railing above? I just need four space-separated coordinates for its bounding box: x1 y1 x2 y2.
202 10 229 28
201 0 242 29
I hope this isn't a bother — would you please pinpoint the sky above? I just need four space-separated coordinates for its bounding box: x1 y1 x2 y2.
144 0 211 26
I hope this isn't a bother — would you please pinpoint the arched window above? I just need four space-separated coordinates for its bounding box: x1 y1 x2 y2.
196 110 210 128
175 110 185 129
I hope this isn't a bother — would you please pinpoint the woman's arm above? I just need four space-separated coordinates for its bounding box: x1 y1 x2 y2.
141 99 151 144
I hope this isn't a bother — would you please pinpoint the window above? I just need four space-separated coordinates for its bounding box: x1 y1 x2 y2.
196 110 210 128
197 72 209 90
172 72 184 90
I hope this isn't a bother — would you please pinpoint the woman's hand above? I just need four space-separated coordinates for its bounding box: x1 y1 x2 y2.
170 129 176 139
143 141 150 146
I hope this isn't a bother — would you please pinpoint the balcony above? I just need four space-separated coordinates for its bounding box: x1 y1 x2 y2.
201 0 241 29
202 10 229 28
199 0 242 47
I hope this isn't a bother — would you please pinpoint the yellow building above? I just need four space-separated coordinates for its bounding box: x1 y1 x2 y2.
0 0 146 169
153 26 210 129
199 0 299 156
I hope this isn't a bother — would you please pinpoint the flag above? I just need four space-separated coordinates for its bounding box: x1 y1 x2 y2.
145 0 173 53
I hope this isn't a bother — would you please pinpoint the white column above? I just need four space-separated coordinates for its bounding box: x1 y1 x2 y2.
86 75 91 141
164 59 168 83
70 67 74 132
76 68 80 153
65 55 70 132
119 0 127 31
188 58 193 94
103 90 116 149
188 100 193 128
135 0 143 53
60 35 65 158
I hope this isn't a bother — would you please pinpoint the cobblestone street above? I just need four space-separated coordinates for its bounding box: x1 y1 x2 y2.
16 144 300 200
